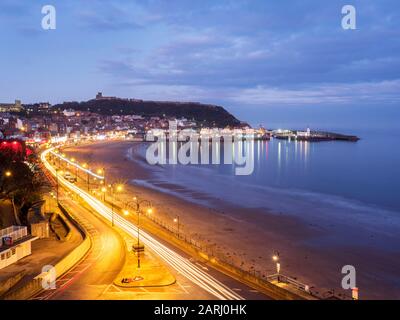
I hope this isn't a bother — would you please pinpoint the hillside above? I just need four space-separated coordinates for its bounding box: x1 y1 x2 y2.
53 98 242 128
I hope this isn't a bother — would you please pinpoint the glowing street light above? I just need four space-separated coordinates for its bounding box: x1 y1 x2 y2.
123 210 130 216
174 216 180 237
107 182 124 227
272 252 280 275
5 171 12 177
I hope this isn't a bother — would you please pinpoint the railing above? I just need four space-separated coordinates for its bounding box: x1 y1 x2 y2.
0 226 28 247
142 211 314 295
267 274 310 292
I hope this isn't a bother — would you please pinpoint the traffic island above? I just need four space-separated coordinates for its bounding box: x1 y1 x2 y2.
114 246 176 288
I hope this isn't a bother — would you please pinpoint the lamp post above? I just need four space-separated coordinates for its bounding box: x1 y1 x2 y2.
97 168 105 187
55 168 59 203
106 183 123 227
75 165 79 182
272 252 280 276
174 216 180 238
82 163 90 191
126 196 152 269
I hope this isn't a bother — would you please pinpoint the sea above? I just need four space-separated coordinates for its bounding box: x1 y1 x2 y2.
126 124 400 247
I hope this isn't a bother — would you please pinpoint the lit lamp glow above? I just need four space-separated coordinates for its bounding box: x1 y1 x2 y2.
272 254 280 274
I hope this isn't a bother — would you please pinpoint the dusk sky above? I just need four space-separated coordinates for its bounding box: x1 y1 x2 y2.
1 0 399 129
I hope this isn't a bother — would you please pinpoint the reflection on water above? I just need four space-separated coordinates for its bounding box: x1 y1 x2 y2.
135 131 400 212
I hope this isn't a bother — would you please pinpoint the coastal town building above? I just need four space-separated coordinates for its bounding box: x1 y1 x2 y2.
0 100 23 113
296 128 311 138
0 226 37 270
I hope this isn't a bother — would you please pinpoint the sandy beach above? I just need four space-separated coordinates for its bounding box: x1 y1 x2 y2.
62 140 400 299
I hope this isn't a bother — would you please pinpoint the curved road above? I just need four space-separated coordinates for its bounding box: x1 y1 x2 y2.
32 193 126 300
38 148 270 300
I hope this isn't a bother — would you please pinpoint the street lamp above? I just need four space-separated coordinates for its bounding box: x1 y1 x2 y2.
55 169 60 203
5 171 12 177
272 252 280 275
174 216 180 237
107 183 123 227
83 163 91 191
125 196 153 269
97 167 106 190
101 187 107 201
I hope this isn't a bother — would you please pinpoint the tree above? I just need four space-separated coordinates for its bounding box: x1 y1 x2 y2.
0 145 44 226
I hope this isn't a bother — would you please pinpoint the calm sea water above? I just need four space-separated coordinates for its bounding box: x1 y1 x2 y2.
129 127 400 236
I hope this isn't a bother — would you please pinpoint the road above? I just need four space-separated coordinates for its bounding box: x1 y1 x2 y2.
32 195 126 300
39 147 270 300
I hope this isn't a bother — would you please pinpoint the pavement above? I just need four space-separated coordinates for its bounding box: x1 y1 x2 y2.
114 238 176 288
0 201 82 298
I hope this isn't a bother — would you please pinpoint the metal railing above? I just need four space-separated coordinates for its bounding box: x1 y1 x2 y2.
267 274 310 292
0 226 28 247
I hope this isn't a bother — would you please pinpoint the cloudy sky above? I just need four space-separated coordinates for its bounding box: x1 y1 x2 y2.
0 0 399 129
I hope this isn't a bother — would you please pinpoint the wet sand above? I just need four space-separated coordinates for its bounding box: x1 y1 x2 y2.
63 140 400 299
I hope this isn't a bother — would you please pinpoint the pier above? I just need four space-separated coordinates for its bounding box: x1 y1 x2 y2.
272 129 359 142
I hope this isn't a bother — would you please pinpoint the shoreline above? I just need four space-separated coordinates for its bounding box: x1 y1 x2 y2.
63 140 400 299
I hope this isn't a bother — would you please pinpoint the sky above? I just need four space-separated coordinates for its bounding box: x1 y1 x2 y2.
0 0 399 130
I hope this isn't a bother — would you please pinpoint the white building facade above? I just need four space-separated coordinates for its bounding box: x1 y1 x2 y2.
0 226 37 270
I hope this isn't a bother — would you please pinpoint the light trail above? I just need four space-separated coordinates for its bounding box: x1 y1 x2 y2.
42 148 243 300
50 150 105 180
